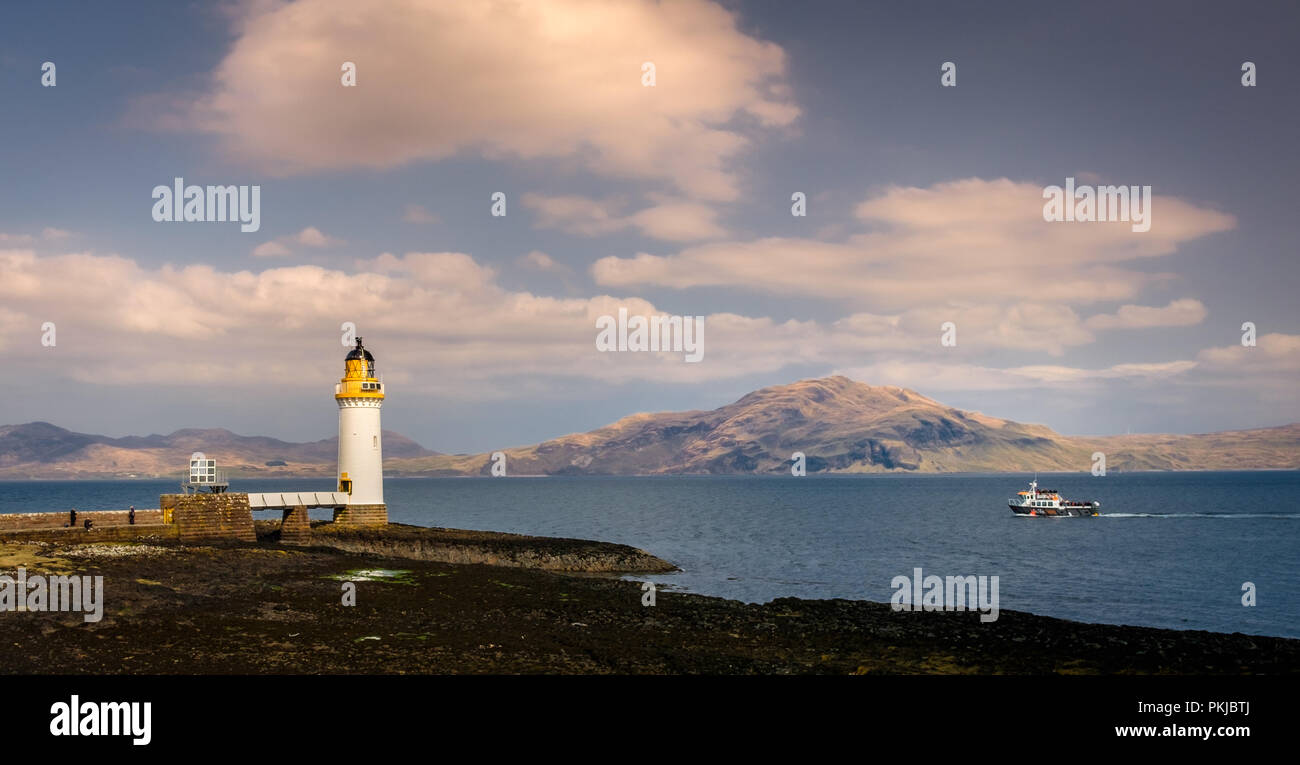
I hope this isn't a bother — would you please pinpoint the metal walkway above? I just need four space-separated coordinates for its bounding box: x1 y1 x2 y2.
246 492 351 510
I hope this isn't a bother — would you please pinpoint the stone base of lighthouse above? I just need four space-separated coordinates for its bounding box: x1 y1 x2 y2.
332 503 388 527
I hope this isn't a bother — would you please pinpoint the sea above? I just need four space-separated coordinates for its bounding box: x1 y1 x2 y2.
2 471 1296 638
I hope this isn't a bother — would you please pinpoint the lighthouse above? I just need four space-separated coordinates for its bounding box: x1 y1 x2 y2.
154 338 388 539
336 337 384 506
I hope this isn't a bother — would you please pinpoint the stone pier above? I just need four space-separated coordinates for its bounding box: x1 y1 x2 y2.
163 493 256 543
280 505 311 544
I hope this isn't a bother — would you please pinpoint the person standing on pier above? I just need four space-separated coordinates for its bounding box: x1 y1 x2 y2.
69 508 77 527
129 506 135 525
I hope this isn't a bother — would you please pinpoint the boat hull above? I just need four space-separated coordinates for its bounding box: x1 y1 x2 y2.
1009 503 1098 517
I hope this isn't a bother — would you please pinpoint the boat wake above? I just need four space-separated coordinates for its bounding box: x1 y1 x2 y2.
1101 512 1300 519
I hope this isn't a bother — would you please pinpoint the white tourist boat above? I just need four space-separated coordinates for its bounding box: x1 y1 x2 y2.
1008 479 1099 517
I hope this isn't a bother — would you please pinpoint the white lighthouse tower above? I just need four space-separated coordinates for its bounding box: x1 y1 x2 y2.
335 337 384 507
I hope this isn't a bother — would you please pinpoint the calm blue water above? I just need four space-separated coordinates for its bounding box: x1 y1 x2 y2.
2 472 1297 638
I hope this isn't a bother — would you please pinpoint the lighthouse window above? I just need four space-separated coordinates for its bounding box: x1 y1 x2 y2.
373 435 378 447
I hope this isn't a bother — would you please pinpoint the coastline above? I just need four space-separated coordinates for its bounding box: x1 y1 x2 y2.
4 467 1300 481
1 527 1295 675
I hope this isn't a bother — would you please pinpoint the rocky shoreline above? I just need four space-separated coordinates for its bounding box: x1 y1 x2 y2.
0 527 1296 674
286 521 678 573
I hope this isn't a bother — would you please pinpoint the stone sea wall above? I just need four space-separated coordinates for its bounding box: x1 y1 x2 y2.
0 509 162 531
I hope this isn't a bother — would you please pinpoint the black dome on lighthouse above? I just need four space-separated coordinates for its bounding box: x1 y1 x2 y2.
346 337 374 362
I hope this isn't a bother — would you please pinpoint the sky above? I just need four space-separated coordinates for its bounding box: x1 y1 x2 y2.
0 0 1296 453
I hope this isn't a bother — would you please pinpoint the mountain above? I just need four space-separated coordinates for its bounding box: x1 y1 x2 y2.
0 423 437 479
2 376 1297 478
385 376 1300 475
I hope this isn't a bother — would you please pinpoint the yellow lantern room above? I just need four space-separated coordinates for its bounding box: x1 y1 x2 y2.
335 337 385 400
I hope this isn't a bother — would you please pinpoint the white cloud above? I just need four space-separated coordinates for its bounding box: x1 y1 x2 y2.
0 247 1086 390
523 194 627 237
518 251 565 272
1 240 1288 414
295 226 344 248
402 204 440 225
1196 333 1300 374
1084 298 1207 330
628 200 727 241
251 227 344 256
0 228 78 245
178 0 798 201
522 193 726 241
592 178 1236 309
834 359 1199 392
251 241 292 257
